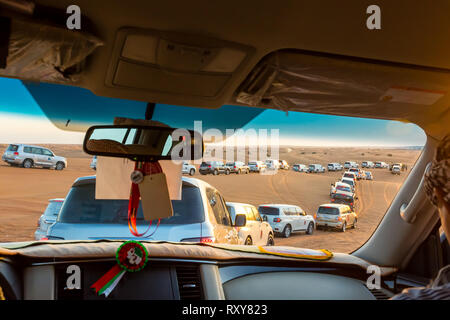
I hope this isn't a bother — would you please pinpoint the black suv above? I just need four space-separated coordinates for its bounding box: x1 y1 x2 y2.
199 161 231 175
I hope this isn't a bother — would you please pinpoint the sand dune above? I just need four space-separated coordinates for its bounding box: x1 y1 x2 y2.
0 144 419 252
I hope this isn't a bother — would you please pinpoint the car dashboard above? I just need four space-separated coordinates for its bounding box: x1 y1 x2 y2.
0 241 396 300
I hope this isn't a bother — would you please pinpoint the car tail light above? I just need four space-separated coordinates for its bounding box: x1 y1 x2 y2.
273 218 281 223
331 199 335 202
40 237 49 241
350 203 353 206
337 216 342 221
180 236 215 243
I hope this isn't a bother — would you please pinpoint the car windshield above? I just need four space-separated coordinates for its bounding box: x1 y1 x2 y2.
0 78 425 252
43 201 63 217
58 182 204 225
318 207 340 215
336 186 351 193
258 207 280 215
342 179 354 186
7 145 18 152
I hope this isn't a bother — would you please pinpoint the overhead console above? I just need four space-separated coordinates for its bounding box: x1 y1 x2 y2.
105 28 253 98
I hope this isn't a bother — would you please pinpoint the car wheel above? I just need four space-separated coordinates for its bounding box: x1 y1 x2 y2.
245 237 253 245
246 169 249 174
306 222 314 235
225 169 230 175
55 162 65 170
341 222 347 232
266 234 275 246
213 169 219 175
353 219 357 229
189 168 195 176
23 159 33 168
283 225 292 238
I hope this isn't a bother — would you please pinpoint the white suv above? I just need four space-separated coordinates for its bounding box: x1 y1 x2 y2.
327 163 343 171
226 202 274 246
258 204 315 238
182 161 196 175
248 161 267 172
2 144 67 170
344 161 358 169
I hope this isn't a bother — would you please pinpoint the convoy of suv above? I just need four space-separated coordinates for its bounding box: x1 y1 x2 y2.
14 150 398 240
2 144 67 170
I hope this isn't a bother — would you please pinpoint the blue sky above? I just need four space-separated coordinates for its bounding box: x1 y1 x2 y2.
0 77 426 146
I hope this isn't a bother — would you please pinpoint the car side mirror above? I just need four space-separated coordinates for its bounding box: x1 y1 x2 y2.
234 214 247 227
263 215 268 222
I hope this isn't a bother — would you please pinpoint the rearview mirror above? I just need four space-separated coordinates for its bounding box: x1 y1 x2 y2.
83 125 203 161
234 214 247 227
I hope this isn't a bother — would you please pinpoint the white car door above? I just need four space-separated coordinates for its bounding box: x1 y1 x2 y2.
296 207 308 230
251 206 270 245
289 207 301 231
244 206 261 244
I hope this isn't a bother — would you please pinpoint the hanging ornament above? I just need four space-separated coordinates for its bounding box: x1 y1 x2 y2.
91 241 149 297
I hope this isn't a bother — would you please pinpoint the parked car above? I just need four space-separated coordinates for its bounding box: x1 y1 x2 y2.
182 161 196 176
315 204 357 232
278 160 290 170
365 171 373 180
265 159 280 170
327 163 343 171
226 202 274 245
391 165 401 175
199 161 231 175
2 144 67 170
225 161 250 174
308 164 325 173
375 161 389 168
361 161 375 168
248 161 267 172
292 164 308 172
258 204 315 238
46 176 246 243
34 199 64 240
90 155 97 170
344 161 358 169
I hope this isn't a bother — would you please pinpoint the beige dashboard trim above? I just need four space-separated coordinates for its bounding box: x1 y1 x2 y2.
0 241 397 276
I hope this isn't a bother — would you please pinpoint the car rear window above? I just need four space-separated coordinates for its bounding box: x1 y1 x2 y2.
342 179 354 186
343 173 354 178
258 206 280 215
43 201 63 217
7 144 18 152
58 182 204 225
318 207 340 215
336 185 351 192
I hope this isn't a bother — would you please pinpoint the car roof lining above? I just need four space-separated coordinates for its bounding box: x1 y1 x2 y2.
1 0 449 139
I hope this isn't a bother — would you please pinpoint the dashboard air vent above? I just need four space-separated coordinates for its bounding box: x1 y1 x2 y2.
369 288 392 300
176 265 202 300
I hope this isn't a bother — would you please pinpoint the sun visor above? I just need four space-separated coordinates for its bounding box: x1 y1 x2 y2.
0 18 102 83
235 51 450 120
22 81 264 133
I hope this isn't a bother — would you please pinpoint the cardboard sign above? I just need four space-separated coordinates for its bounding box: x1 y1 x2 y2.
95 157 182 200
95 157 135 200
139 173 173 221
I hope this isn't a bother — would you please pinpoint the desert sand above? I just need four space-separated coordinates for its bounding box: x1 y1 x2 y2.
0 144 420 253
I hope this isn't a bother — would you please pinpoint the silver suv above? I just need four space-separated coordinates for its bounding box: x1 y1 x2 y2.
2 144 67 170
